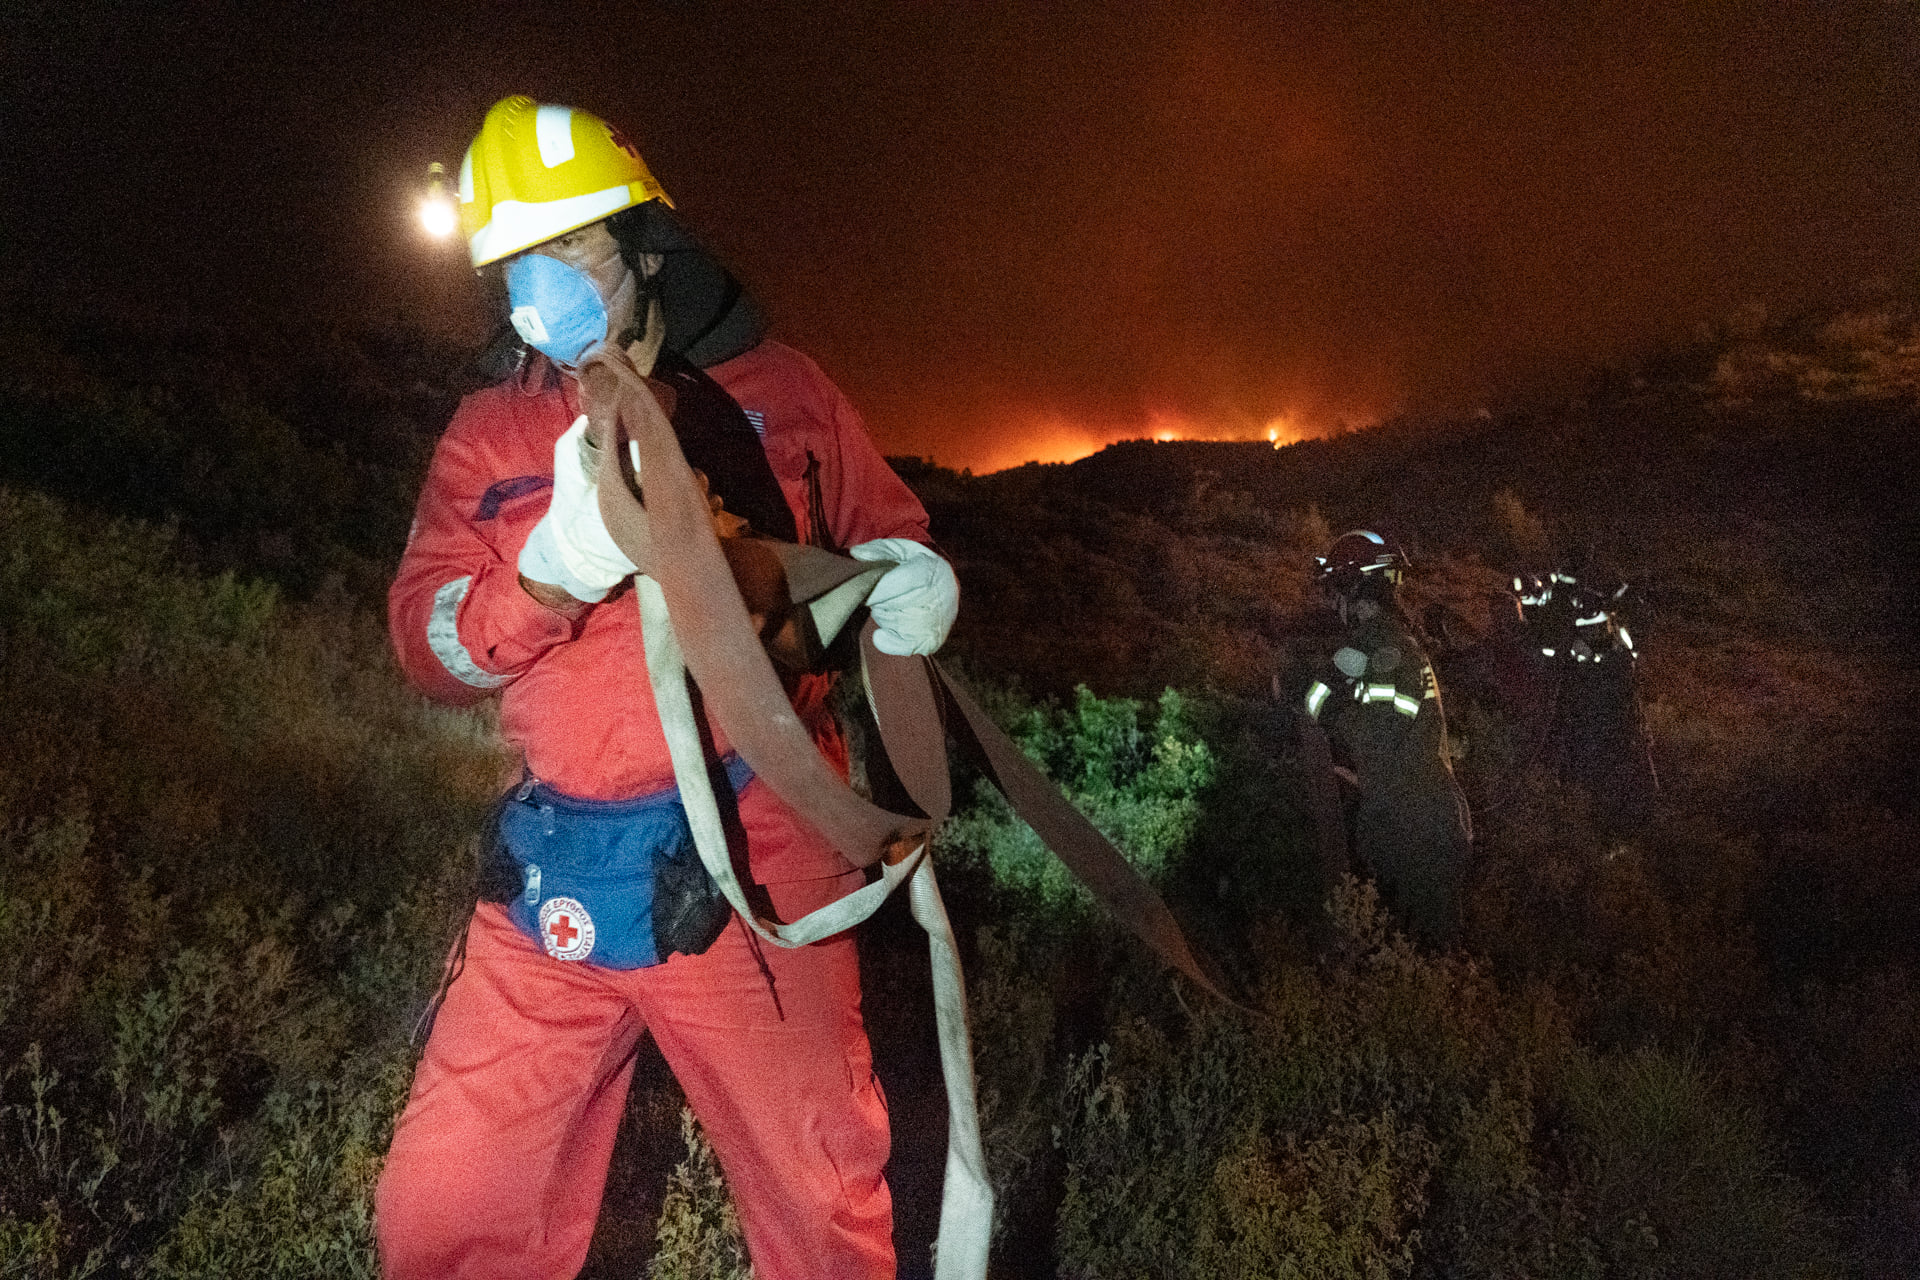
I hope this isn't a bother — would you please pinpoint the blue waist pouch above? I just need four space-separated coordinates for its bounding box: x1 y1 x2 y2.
492 755 752 969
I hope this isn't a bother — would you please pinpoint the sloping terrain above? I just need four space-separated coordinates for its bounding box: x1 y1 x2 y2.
1 305 1915 1276
909 356 1919 1276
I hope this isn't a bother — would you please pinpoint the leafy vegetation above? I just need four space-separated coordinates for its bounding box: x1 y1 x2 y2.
943 686 1215 912
647 1109 754 1280
0 299 1914 1276
0 488 491 1276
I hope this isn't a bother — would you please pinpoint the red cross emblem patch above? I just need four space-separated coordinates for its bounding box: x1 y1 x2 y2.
537 896 595 962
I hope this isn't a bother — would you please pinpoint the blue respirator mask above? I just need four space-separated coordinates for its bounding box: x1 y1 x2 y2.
505 251 638 367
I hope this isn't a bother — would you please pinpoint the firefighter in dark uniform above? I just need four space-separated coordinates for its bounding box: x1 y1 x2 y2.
1513 570 1658 832
1302 531 1473 946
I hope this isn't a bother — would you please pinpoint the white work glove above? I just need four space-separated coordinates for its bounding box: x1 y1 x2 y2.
849 538 959 656
516 415 637 603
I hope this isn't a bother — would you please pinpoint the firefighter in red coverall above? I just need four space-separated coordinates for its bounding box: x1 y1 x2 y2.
376 97 958 1280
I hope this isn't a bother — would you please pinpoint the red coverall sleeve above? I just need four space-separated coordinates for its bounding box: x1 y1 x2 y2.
388 401 577 707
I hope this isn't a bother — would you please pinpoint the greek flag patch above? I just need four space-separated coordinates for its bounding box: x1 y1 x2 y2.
743 409 766 439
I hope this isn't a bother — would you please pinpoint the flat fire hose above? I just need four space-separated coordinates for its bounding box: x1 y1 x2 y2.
579 347 1232 1279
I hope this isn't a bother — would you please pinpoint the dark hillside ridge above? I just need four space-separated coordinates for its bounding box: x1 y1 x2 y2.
0 311 468 602
3 302 1913 673
1035 396 1912 570
901 388 1918 701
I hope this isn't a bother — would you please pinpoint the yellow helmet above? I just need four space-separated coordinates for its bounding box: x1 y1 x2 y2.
458 96 673 267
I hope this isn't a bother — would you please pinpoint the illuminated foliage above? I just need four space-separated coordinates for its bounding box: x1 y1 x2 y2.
942 685 1216 912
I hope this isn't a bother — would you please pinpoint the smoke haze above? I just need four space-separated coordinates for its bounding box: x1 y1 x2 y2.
4 1 1916 470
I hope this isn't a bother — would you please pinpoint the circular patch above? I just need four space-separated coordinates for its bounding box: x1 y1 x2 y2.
538 897 595 962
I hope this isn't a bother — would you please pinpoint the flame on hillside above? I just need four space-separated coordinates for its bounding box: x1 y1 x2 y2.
974 407 1365 472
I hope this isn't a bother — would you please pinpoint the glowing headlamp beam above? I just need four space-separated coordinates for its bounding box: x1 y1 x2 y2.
419 161 457 239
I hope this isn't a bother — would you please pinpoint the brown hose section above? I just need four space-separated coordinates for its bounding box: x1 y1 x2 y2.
580 347 1235 1004
583 348 927 867
859 634 953 824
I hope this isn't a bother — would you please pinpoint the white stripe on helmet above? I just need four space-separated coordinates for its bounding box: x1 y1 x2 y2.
467 185 632 265
535 106 576 167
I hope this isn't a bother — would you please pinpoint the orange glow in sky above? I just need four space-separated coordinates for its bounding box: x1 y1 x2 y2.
11 2 1911 484
968 415 1108 472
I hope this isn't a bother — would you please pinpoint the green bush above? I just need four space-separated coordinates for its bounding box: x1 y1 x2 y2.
944 685 1216 913
0 487 494 1274
649 1107 754 1280
1049 880 1836 1279
148 1056 412 1279
962 922 1059 1241
1053 882 1543 1278
1558 1047 1841 1279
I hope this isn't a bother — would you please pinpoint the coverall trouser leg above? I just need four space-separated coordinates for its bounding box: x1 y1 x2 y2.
375 871 893 1280
1355 782 1471 948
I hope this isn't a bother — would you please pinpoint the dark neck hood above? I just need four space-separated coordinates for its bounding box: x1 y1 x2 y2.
613 200 767 369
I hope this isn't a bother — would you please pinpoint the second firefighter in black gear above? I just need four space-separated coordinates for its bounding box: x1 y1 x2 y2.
1302 532 1473 946
1512 570 1658 832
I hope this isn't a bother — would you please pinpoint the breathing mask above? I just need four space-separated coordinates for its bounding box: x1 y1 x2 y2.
504 249 637 367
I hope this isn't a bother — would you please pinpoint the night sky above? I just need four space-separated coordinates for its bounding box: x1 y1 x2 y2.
5 1 1917 472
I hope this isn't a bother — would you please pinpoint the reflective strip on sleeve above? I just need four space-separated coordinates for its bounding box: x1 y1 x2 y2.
1576 612 1609 626
1305 680 1331 719
428 577 510 689
1362 683 1399 704
1393 692 1421 717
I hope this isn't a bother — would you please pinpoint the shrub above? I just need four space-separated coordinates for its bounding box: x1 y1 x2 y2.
1053 881 1563 1279
1194 1112 1434 1280
0 487 495 1273
1559 1048 1841 1279
943 685 1216 914
649 1107 754 1280
148 1056 413 1279
966 923 1059 1239
1049 879 1836 1279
